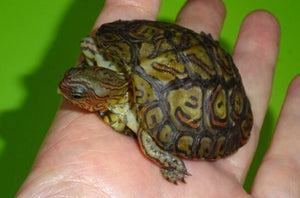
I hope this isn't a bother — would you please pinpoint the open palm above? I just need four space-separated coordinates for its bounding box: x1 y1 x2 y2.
17 0 300 197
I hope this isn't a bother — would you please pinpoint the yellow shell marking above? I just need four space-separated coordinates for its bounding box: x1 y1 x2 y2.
167 86 203 130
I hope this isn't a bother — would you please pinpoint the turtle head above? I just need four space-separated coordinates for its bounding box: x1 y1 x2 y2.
59 64 128 112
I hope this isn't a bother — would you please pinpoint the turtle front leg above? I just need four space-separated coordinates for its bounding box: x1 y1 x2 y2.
138 129 190 184
99 111 136 138
80 37 101 66
80 37 123 73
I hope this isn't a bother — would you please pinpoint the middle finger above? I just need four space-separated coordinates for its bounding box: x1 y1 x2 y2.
176 0 226 39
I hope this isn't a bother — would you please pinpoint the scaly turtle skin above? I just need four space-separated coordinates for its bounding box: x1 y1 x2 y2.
59 20 253 184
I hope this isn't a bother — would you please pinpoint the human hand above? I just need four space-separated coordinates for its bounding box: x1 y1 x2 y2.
17 0 300 197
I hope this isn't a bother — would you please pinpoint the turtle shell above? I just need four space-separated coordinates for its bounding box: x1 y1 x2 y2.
93 20 253 160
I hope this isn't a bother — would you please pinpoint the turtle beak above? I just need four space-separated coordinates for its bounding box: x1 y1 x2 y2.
57 87 62 95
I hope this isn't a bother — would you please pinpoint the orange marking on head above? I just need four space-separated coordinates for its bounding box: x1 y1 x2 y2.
99 81 128 91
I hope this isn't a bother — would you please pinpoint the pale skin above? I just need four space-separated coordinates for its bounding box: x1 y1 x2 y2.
17 0 300 197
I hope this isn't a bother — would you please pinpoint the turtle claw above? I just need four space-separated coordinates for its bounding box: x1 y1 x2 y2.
161 165 190 184
181 178 186 184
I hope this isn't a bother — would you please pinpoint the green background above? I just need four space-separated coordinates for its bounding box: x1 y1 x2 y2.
0 0 299 196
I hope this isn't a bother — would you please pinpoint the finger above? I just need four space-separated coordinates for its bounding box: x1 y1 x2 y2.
176 0 226 38
234 11 280 129
251 75 300 198
92 0 161 31
215 11 280 182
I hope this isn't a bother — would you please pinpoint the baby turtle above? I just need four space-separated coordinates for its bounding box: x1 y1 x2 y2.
59 20 253 184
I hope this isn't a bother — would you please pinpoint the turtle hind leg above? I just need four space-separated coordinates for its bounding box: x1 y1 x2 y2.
138 129 190 184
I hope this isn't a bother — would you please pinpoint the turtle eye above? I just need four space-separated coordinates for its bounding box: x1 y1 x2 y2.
71 94 84 100
70 85 87 100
